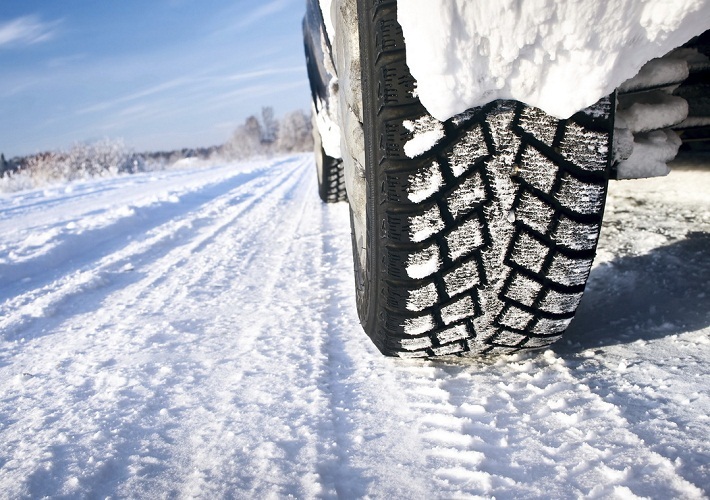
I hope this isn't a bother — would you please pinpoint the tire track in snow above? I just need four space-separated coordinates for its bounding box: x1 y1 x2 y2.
1 156 706 498
0 157 316 497
389 349 705 498
310 200 433 498
0 158 301 342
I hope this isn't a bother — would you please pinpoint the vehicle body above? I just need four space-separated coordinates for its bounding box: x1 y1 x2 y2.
303 0 710 357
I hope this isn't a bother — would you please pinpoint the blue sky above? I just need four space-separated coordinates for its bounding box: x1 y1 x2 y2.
0 0 312 157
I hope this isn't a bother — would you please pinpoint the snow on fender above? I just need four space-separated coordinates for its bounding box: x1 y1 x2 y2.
397 0 710 120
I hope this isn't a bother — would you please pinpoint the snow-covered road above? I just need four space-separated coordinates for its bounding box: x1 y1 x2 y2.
0 154 708 498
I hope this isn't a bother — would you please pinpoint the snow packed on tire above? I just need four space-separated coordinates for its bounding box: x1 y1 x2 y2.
321 0 710 120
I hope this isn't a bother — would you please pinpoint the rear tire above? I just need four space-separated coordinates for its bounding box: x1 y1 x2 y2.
314 125 347 204
352 0 614 357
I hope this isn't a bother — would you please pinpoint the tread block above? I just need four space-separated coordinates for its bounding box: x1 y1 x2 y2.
538 289 584 315
532 317 572 334
499 305 534 330
444 171 487 220
445 215 485 261
400 242 442 279
384 279 438 312
436 324 471 344
555 174 605 215
444 125 490 177
440 294 477 325
509 231 550 274
408 205 446 243
492 329 528 347
504 272 543 307
432 341 466 356
518 145 558 193
523 335 562 348
517 106 559 146
443 257 481 297
405 282 439 312
560 121 609 172
547 253 593 287
401 313 437 336
553 216 600 251
386 203 444 243
515 191 555 234
400 335 433 351
384 160 444 204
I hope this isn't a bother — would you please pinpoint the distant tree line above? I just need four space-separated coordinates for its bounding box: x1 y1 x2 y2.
219 107 314 159
0 107 314 191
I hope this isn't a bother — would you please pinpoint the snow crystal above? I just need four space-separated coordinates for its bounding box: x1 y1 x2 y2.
445 173 486 220
402 116 445 158
445 217 485 261
446 126 488 177
406 282 439 311
409 205 444 243
406 243 442 279
443 259 480 297
407 161 444 203
400 336 433 351
397 0 710 120
440 295 475 325
403 314 437 335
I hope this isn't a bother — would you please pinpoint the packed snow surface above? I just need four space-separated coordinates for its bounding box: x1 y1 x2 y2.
397 0 710 120
0 155 709 497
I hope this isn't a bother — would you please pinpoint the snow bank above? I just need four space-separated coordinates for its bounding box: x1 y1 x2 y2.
397 0 710 120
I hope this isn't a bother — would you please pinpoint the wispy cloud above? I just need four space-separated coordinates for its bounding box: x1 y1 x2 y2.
76 77 195 115
235 0 291 30
0 15 59 47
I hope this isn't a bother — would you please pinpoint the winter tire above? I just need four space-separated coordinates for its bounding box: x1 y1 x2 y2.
313 122 348 203
351 0 614 357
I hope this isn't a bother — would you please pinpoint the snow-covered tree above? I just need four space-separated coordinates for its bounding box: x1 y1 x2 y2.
261 106 279 145
276 109 314 153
